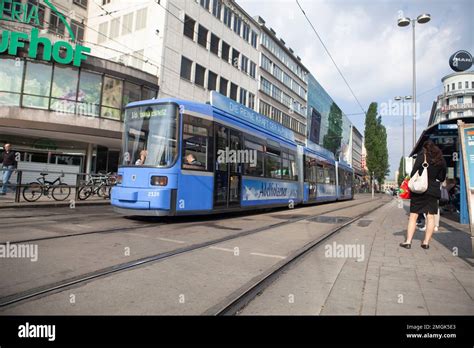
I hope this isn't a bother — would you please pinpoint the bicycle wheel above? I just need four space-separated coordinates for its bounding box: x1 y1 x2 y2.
23 183 43 202
52 183 71 201
97 184 109 199
78 185 93 200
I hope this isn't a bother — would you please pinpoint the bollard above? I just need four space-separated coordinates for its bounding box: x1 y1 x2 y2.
15 170 22 203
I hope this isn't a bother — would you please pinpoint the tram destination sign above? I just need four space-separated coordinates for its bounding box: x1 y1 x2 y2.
210 91 295 141
0 0 90 67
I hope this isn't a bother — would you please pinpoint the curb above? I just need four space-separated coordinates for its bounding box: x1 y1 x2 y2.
0 200 110 209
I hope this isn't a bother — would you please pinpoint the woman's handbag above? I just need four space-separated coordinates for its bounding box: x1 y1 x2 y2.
408 152 429 193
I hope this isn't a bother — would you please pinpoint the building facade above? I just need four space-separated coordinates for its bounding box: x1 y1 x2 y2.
429 71 474 125
254 16 308 144
0 0 159 176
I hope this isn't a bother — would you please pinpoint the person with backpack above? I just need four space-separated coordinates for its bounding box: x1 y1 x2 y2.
399 140 447 249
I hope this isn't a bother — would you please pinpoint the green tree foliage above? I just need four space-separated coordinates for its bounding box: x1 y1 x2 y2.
323 103 343 156
364 102 390 185
397 156 406 186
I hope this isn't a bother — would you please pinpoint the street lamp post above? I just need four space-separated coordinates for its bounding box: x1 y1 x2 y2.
395 95 412 177
397 13 431 150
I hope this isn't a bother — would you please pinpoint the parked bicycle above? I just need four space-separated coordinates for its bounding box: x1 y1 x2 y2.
78 172 116 200
23 172 71 202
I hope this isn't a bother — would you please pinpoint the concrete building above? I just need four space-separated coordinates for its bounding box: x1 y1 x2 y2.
0 0 159 175
351 125 363 180
253 16 308 144
87 0 260 110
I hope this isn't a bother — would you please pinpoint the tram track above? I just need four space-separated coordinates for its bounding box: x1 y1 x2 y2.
207 201 387 315
2 197 376 245
0 197 384 309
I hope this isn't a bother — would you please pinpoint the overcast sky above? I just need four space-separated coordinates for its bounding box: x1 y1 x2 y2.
238 0 474 178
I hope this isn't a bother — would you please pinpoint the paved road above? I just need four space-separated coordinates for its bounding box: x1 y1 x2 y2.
0 194 383 314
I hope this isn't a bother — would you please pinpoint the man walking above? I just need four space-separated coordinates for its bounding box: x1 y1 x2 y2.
1 143 18 195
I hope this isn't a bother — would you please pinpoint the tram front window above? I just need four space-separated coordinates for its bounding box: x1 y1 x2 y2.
122 104 178 167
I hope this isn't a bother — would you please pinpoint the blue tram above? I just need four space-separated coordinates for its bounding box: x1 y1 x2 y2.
111 92 353 216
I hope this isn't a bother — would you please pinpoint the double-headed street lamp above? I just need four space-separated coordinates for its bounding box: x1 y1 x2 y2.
397 13 431 150
394 95 412 177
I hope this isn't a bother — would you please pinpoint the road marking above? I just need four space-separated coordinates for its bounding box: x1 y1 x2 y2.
209 246 235 253
250 252 286 259
158 237 185 244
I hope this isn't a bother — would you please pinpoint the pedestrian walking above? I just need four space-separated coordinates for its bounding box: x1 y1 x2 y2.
400 140 446 249
0 143 17 195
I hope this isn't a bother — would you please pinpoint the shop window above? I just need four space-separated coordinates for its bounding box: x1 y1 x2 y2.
77 71 102 117
101 76 123 120
0 59 23 106
142 87 157 100
123 81 141 107
22 61 52 110
50 65 79 113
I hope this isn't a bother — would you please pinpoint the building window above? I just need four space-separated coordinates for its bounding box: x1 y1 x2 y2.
248 92 255 110
77 70 102 117
122 81 141 108
102 0 111 4
22 61 52 110
457 111 464 117
251 30 258 48
200 0 210 10
273 64 283 80
457 96 464 104
272 85 282 102
71 20 85 42
219 77 228 96
458 82 462 89
208 71 217 91
233 15 241 35
446 84 449 92
101 76 123 120
195 64 206 87
232 48 240 68
49 11 65 36
50 65 79 112
135 8 147 31
472 81 474 89
210 33 219 55
239 88 247 106
73 0 88 9
261 54 272 72
198 25 208 48
466 81 469 89
212 0 222 19
242 23 250 41
452 83 455 90
184 15 195 40
122 12 134 36
261 77 271 95
180 56 193 81
230 83 238 101
240 55 248 73
109 17 120 39
221 41 230 62
259 101 271 117
97 22 108 43
249 61 256 78
223 6 232 28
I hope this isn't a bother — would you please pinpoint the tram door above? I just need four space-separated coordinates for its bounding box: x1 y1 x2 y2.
214 124 242 209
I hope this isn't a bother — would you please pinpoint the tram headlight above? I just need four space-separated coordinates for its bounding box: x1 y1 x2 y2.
150 175 168 186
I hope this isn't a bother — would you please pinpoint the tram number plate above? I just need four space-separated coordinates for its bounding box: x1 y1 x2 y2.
148 192 160 197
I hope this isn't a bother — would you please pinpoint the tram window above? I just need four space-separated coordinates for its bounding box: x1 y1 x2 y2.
289 153 297 181
281 152 290 180
182 115 211 171
265 146 281 179
243 139 264 177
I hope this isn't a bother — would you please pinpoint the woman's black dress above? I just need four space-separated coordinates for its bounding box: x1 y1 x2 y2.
410 150 447 214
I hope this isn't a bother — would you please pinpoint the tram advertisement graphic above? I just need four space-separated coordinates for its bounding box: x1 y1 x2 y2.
458 122 474 238
242 179 298 201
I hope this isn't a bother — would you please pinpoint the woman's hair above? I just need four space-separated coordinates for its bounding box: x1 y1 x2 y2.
423 140 444 166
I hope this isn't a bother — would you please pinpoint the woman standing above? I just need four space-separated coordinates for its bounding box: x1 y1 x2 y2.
400 140 447 249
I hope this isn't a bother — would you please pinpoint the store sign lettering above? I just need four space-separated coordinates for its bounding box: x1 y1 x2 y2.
0 0 90 67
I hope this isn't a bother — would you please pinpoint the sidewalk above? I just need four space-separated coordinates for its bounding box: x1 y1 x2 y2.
0 191 110 209
241 197 474 315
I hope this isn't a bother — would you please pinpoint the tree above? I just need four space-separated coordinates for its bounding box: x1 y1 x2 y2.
323 103 343 156
364 102 389 186
397 156 406 186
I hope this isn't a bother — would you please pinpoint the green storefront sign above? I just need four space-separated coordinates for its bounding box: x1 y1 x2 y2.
0 0 90 67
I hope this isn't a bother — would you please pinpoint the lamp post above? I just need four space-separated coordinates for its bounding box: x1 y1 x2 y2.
397 13 431 150
394 95 412 177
